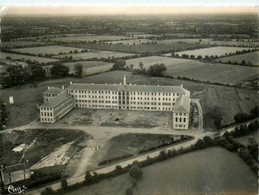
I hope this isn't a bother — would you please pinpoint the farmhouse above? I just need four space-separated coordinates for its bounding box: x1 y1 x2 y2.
39 75 191 129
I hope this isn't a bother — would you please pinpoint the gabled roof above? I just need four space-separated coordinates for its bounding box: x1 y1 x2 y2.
43 87 63 95
41 91 72 107
66 83 188 93
173 96 190 113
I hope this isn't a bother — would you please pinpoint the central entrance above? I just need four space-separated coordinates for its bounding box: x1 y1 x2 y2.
118 91 129 110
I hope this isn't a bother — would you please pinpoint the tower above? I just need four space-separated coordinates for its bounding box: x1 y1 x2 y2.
123 74 126 85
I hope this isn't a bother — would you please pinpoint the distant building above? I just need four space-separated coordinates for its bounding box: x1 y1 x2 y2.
1 162 31 185
172 96 190 130
40 90 74 123
39 75 191 129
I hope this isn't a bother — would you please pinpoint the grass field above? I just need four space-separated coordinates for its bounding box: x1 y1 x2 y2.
63 61 114 75
175 46 252 58
0 52 59 64
66 42 210 54
235 131 259 146
201 86 258 128
126 56 259 85
50 35 130 42
104 39 154 45
54 51 137 60
65 147 258 195
10 45 85 55
0 129 88 166
216 51 259 66
125 56 193 69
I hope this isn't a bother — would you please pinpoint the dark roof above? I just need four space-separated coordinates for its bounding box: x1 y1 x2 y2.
66 83 188 93
41 91 72 107
43 87 63 95
173 96 190 113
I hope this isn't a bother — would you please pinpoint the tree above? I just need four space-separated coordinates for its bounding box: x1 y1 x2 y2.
112 60 126 70
204 106 223 130
130 64 134 69
250 106 259 116
74 63 83 77
125 187 133 195
50 63 70 78
234 112 251 123
41 187 54 195
85 170 93 183
61 178 68 190
129 163 143 180
148 63 167 76
29 64 46 81
139 62 144 70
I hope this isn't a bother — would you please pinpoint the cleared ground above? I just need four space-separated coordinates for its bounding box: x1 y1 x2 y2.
0 52 59 64
216 51 259 66
235 131 259 146
53 51 137 60
175 46 252 58
50 35 130 42
63 61 114 75
10 45 85 55
56 108 170 128
0 129 88 166
65 147 258 195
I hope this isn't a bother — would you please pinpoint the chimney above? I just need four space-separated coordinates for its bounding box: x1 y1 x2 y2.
180 84 183 88
120 82 121 85
62 86 64 90
70 81 73 85
130 83 131 85
48 86 50 89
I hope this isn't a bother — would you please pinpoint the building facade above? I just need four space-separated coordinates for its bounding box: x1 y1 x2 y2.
172 96 190 130
40 75 191 129
65 75 190 112
40 91 75 123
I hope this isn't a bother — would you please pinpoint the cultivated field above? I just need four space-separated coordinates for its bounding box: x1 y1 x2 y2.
65 147 258 195
10 45 85 55
126 56 193 69
54 51 137 60
67 42 210 54
165 61 259 85
0 41 48 49
175 46 252 58
216 51 259 66
235 131 259 146
0 52 59 64
50 35 130 42
104 39 154 45
63 61 114 76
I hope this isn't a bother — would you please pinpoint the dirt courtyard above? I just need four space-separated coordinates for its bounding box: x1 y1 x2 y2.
56 108 171 128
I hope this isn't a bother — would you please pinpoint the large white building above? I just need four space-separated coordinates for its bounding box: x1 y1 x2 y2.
172 96 190 130
40 75 191 129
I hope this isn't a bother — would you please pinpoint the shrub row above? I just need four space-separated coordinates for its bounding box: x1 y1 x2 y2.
98 154 133 166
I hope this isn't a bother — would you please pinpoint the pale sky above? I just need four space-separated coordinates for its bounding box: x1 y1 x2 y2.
1 0 259 6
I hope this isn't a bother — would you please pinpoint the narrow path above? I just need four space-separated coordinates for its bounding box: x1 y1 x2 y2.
191 99 203 130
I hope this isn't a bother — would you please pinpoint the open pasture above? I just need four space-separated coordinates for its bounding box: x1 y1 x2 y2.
50 35 130 42
65 147 258 195
165 60 259 85
63 61 114 75
10 45 85 56
54 51 137 60
0 52 59 64
175 46 252 58
126 56 193 69
216 51 259 66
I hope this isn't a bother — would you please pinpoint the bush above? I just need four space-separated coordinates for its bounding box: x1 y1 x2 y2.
129 163 143 180
125 187 134 195
41 187 54 195
61 178 68 190
234 112 253 123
